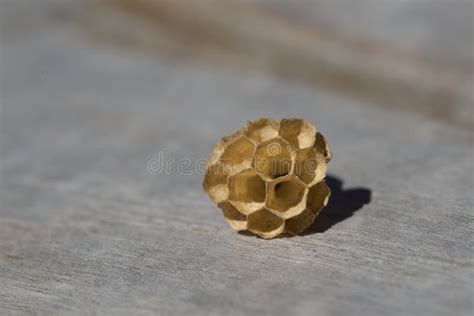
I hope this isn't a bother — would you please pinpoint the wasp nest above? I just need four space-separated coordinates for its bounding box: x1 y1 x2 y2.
203 118 332 239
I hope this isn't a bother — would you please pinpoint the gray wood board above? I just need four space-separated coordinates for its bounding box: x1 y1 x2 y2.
1 2 473 315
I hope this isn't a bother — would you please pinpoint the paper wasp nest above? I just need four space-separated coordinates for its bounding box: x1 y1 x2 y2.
203 118 332 239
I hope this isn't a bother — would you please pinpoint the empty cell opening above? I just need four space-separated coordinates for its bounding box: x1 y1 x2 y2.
220 137 256 166
267 177 306 213
279 119 303 149
274 181 303 208
270 159 292 179
228 170 266 203
204 164 227 187
219 202 246 222
285 209 316 235
203 164 229 202
218 202 247 231
314 132 331 160
245 119 279 143
307 181 331 214
253 139 293 180
248 209 284 233
295 148 316 184
279 119 315 149
294 148 326 185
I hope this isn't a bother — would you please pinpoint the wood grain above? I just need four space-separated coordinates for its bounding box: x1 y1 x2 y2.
1 1 473 315
85 0 474 129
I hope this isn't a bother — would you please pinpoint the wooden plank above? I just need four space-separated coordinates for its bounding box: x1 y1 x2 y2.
1 1 473 315
85 0 474 129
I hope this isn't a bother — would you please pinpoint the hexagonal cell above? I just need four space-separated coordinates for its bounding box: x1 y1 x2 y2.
253 138 294 181
284 208 316 235
294 148 327 185
247 208 285 239
244 119 279 144
266 175 308 219
218 201 247 231
203 163 229 203
219 136 256 176
208 130 244 166
228 169 266 215
306 181 331 215
279 118 316 150
314 132 332 162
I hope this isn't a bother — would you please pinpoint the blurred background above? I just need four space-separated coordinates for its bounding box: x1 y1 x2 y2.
89 0 474 128
1 1 473 315
2 0 473 129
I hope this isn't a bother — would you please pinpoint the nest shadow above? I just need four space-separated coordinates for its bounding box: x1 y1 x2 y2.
302 175 371 235
238 174 371 238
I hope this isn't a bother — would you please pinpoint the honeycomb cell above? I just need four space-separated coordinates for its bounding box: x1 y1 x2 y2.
306 181 331 215
218 201 247 231
279 118 316 150
284 208 316 235
294 148 327 185
247 209 285 239
253 138 294 181
314 132 332 162
228 169 266 215
203 163 229 203
244 118 279 144
208 130 243 166
219 136 256 176
266 175 308 219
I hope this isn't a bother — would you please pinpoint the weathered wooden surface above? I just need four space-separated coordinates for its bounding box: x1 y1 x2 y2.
1 1 473 315
89 0 474 129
